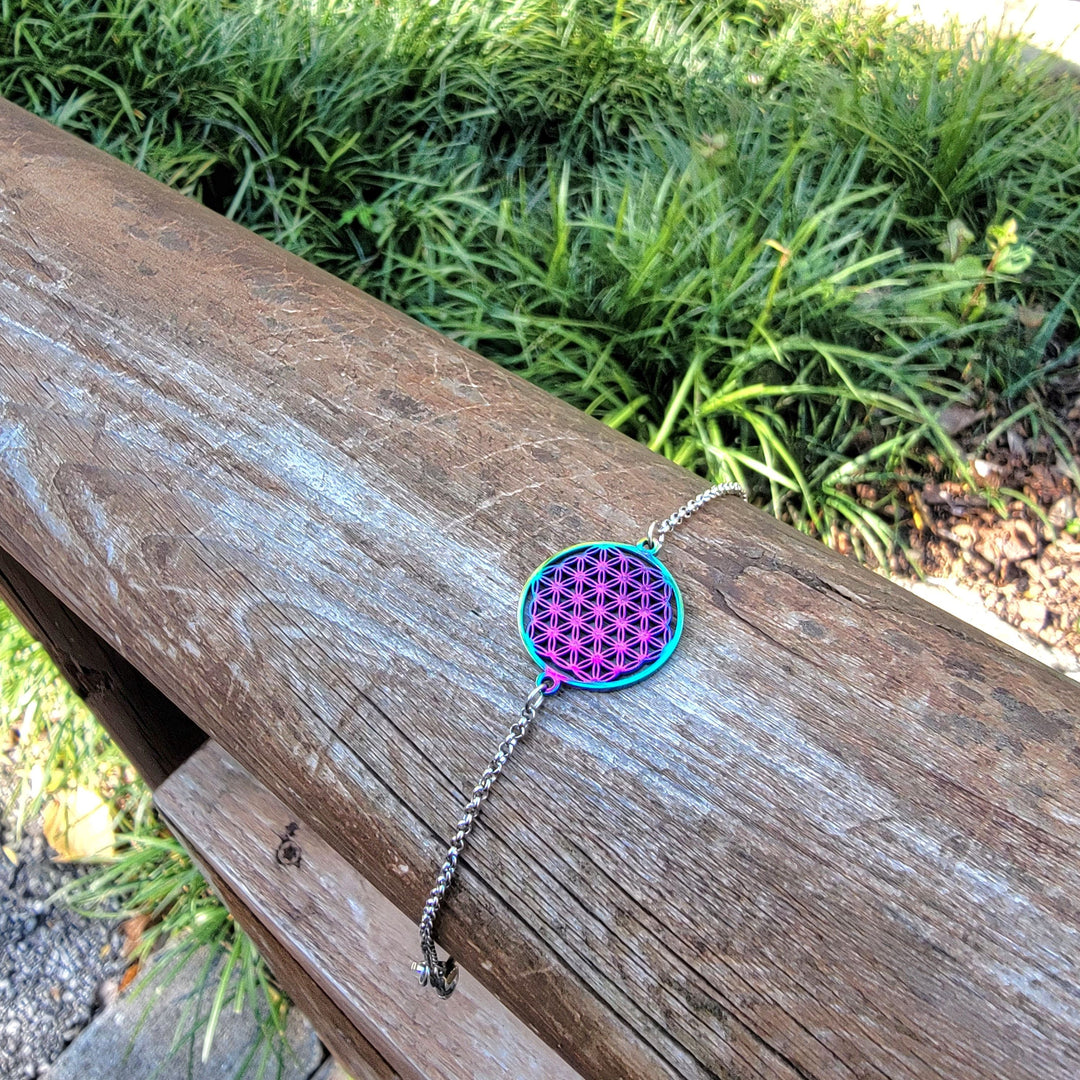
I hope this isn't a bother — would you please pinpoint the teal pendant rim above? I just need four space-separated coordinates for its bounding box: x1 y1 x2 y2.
517 541 684 692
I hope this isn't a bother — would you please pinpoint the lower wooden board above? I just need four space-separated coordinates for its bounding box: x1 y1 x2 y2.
188 855 399 1080
156 741 584 1080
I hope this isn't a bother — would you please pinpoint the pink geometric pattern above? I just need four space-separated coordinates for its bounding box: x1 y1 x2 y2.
522 545 678 686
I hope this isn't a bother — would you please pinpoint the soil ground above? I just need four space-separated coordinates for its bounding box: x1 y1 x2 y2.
895 367 1080 657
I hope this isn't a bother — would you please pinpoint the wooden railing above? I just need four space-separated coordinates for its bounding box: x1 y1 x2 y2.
1 97 1078 1080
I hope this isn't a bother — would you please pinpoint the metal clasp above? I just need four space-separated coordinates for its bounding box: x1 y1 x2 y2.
412 949 459 998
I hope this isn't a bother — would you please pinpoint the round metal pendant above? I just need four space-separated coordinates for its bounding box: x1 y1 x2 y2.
518 542 683 691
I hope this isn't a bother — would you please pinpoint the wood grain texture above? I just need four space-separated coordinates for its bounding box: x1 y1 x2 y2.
0 97 1078 1079
181 841 401 1080
158 740 584 1080
0 547 205 787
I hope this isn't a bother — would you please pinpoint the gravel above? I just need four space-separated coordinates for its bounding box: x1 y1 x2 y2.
0 817 126 1080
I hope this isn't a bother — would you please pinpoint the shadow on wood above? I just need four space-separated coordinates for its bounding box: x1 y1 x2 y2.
0 549 205 788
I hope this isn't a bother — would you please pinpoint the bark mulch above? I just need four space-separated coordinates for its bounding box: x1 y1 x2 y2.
898 366 1080 655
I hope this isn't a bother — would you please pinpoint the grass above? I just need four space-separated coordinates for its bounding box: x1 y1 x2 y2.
0 605 293 1078
0 0 1077 1068
1 0 1077 560
56 834 298 1079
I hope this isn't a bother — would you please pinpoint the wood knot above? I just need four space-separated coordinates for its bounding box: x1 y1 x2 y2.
275 822 302 868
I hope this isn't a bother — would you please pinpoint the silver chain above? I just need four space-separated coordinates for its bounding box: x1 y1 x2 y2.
414 480 746 997
413 678 554 997
642 481 747 553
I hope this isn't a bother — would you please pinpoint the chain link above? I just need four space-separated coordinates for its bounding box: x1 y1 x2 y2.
413 678 554 997
643 481 747 554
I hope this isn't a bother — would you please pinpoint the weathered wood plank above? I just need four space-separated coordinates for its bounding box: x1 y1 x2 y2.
158 740 584 1080
0 547 205 787
182 848 401 1080
0 96 1078 1079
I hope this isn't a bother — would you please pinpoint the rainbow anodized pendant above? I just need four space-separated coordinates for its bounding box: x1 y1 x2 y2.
518 541 684 693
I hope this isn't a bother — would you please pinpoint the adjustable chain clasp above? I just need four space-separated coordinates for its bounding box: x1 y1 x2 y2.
413 680 556 999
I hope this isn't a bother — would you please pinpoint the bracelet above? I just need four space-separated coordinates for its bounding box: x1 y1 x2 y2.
413 482 748 997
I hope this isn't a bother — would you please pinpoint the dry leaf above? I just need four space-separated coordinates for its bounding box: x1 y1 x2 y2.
1006 426 1028 460
1016 304 1045 329
42 787 115 860
2 845 18 865
118 962 141 994
937 404 987 436
120 914 151 958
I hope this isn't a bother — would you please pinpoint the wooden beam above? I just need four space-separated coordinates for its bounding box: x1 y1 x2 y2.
0 547 205 788
182 850 401 1080
158 740 583 1080
0 96 1078 1079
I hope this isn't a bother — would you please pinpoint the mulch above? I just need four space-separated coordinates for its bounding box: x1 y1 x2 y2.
890 365 1080 656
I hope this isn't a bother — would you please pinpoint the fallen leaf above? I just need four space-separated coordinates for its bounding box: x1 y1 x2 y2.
1016 304 1045 329
921 483 987 513
42 787 115 861
2 845 18 866
120 914 151 958
1006 426 1028 460
118 962 141 994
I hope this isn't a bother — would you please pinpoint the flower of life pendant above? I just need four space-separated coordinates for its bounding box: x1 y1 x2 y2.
518 542 683 693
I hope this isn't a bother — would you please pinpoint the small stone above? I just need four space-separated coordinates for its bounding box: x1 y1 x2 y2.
96 977 120 1010
1049 495 1076 529
1016 599 1048 631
